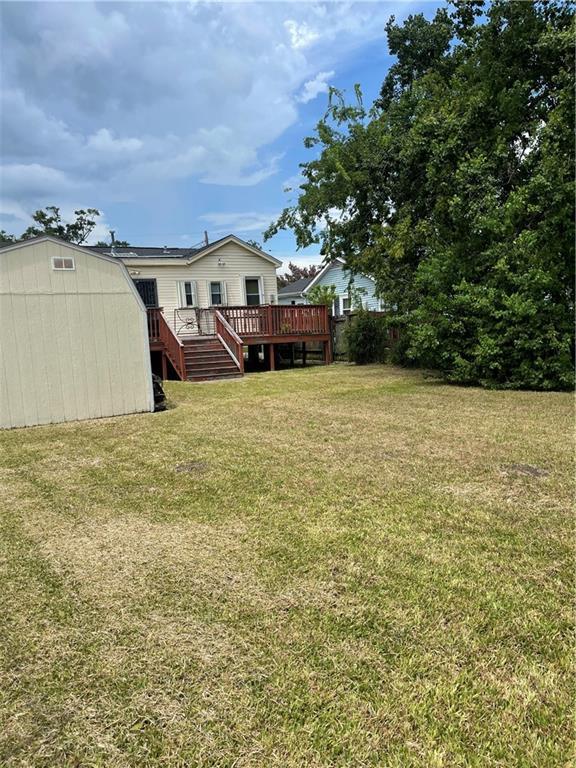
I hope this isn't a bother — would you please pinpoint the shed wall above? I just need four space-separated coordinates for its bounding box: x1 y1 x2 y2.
0 240 153 428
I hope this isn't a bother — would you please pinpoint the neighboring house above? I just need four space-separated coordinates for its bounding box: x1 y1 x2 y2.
276 276 314 305
91 234 282 332
277 257 383 315
0 237 154 429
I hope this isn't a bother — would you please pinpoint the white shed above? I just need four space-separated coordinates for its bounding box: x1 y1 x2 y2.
0 236 154 428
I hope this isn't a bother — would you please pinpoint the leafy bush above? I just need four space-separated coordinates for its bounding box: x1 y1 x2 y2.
307 284 337 308
345 310 388 364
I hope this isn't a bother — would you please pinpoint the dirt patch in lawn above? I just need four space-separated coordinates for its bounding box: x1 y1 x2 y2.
36 516 266 608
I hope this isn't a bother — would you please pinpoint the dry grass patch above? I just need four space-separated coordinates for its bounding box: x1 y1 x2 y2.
0 364 573 767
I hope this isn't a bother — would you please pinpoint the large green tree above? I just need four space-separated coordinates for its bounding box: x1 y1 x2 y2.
1 206 102 245
266 0 574 390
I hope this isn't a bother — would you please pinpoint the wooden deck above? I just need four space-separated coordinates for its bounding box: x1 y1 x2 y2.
147 305 332 381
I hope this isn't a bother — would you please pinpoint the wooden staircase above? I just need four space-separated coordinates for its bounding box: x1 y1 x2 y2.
182 337 243 381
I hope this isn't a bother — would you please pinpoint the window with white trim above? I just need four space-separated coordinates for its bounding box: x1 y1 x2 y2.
209 280 226 305
333 295 352 316
52 256 75 270
178 280 197 307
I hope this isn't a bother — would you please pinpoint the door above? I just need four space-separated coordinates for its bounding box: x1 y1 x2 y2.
133 279 158 308
244 277 262 306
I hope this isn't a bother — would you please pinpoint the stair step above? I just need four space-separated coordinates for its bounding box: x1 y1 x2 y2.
184 358 234 367
182 339 219 347
186 373 242 382
184 344 223 354
186 361 238 372
183 351 233 360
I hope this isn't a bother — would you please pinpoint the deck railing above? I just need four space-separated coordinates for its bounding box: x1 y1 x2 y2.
220 304 329 337
151 305 330 345
147 307 186 380
214 310 245 373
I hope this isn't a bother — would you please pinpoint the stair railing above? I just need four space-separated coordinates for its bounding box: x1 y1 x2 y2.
147 308 186 380
214 310 245 374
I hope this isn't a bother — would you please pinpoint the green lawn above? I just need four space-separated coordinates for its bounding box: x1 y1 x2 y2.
0 365 573 767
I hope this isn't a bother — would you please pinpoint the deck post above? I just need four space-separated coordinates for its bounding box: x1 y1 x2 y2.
269 343 275 371
267 305 273 335
161 352 168 381
302 342 307 367
290 343 295 368
323 340 330 365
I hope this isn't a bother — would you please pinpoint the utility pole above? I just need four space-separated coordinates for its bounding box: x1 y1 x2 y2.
109 230 116 244
204 230 209 246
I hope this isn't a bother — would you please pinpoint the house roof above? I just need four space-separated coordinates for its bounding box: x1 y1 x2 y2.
278 276 314 296
88 245 198 259
88 234 282 267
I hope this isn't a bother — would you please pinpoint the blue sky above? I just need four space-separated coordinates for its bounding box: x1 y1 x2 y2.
0 1 443 268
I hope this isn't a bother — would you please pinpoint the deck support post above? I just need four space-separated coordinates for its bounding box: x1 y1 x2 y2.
323 341 330 365
161 352 168 381
247 345 259 369
290 343 295 368
269 343 276 371
302 343 307 367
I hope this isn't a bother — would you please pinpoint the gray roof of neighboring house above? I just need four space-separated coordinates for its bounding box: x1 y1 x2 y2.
278 276 314 295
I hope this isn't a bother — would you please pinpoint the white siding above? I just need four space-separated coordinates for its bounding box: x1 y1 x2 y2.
122 241 279 331
0 239 153 429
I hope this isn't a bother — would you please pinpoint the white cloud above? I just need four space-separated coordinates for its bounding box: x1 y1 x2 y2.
297 70 335 103
276 253 324 269
199 211 279 235
282 173 306 192
0 2 402 214
284 20 320 50
0 164 83 198
0 200 33 229
87 129 143 153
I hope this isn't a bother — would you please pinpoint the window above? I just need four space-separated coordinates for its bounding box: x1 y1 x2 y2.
209 281 226 305
333 295 352 316
133 279 158 308
178 281 197 307
244 277 262 306
52 256 75 270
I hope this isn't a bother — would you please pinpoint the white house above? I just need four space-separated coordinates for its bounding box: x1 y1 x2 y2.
0 237 154 428
277 257 383 315
91 234 282 333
